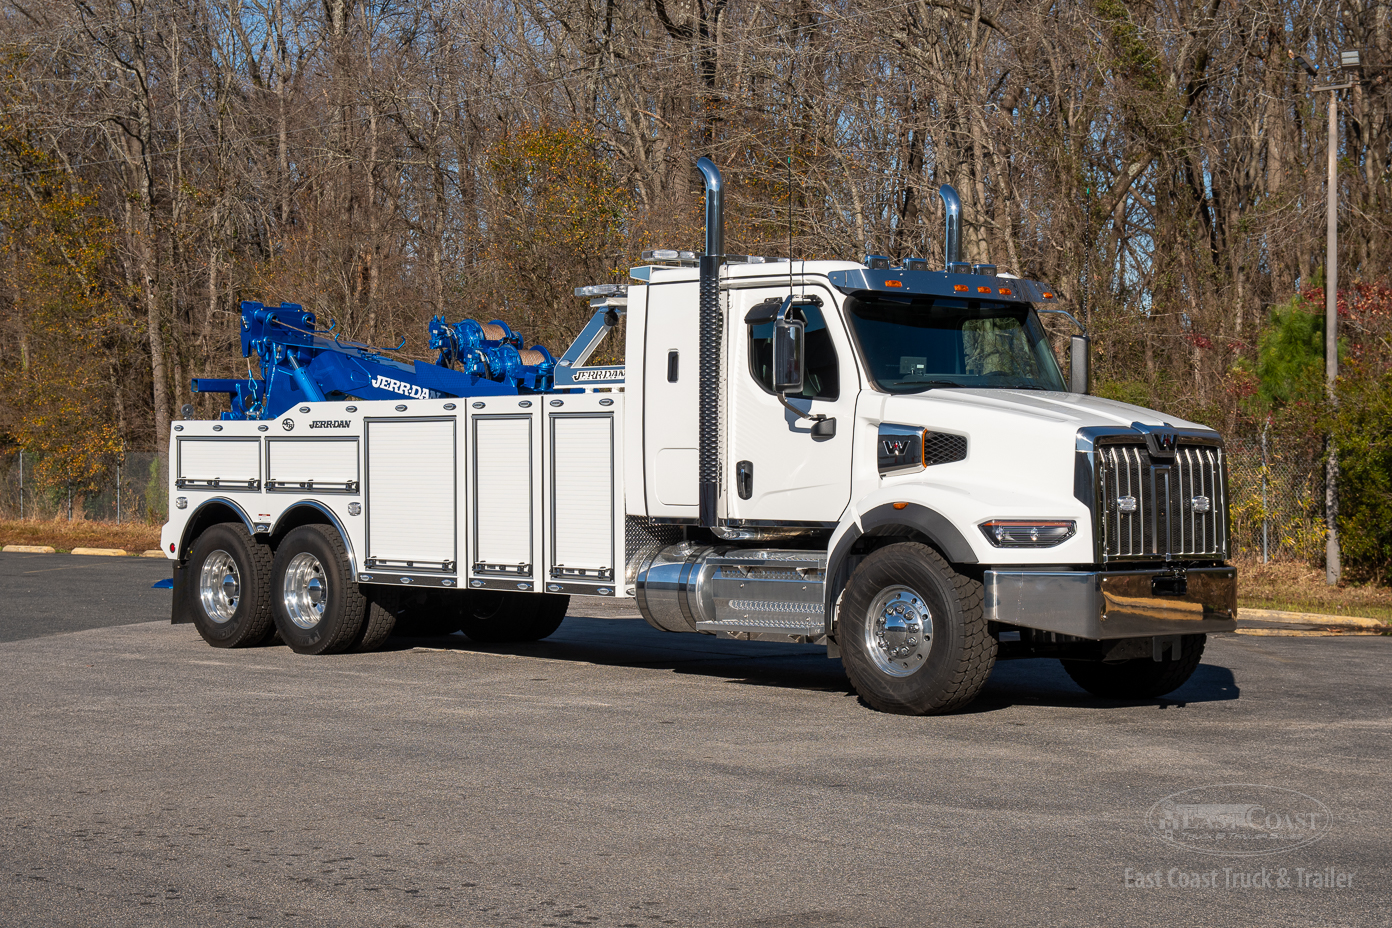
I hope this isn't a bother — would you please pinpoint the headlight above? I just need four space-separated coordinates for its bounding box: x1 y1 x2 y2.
980 519 1076 547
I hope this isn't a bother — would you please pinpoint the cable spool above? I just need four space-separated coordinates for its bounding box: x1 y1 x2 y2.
479 322 508 342
517 349 547 366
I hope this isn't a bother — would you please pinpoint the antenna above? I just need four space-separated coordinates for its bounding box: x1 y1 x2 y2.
788 154 794 296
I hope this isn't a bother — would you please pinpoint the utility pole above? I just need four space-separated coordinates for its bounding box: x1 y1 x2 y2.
1295 49 1355 586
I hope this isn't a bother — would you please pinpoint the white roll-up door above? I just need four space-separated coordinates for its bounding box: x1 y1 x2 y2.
472 416 533 574
550 415 614 578
266 438 359 491
177 438 260 489
365 418 456 570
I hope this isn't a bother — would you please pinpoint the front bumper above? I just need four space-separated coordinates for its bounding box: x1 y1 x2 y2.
984 566 1237 639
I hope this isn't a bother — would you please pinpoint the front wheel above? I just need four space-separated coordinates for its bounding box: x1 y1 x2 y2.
838 542 996 715
269 524 368 655
1061 635 1206 699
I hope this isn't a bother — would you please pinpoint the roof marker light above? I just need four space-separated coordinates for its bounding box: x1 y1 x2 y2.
999 288 1013 296
1041 291 1054 299
884 280 903 288
954 284 969 292
977 286 992 294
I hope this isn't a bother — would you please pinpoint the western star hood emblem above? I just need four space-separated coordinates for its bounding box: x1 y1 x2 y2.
1131 421 1178 457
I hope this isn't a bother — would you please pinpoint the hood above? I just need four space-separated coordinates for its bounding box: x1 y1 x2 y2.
885 389 1215 433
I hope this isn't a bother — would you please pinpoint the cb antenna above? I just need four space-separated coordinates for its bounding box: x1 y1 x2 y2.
788 154 794 296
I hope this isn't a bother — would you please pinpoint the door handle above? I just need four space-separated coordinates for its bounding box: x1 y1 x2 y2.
736 460 753 499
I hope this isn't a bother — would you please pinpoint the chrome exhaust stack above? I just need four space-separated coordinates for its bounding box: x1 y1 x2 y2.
695 158 723 528
939 184 967 273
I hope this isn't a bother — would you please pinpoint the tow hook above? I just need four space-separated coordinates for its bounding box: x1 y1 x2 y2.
1152 568 1188 597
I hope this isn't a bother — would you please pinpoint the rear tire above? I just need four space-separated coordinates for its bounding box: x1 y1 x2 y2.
187 522 276 648
1061 635 1206 699
349 597 399 653
838 542 996 715
457 591 568 643
270 524 367 655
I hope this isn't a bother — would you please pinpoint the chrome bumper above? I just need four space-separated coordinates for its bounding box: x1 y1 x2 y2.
984 566 1237 639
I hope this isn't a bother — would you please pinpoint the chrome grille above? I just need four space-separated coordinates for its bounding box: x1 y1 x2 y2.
1096 443 1227 559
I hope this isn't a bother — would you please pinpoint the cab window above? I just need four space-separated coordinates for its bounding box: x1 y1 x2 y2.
748 301 840 400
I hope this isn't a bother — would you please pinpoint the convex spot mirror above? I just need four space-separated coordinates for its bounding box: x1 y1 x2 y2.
773 316 805 394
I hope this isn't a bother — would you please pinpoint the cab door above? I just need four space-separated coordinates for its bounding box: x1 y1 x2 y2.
725 284 857 523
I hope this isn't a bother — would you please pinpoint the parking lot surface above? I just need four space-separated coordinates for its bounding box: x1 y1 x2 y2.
0 552 1387 926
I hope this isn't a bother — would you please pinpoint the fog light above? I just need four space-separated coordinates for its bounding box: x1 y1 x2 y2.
980 519 1076 547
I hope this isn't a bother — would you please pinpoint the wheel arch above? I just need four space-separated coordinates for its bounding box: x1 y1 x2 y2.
178 497 255 561
825 503 978 635
271 501 360 577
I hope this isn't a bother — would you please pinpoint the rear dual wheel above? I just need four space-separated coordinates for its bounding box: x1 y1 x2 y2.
270 524 371 655
187 523 277 648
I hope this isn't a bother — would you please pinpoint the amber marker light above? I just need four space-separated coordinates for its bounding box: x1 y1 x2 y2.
892 502 909 510
884 279 903 288
1041 291 1053 299
998 287 1013 296
953 284 969 292
977 286 992 293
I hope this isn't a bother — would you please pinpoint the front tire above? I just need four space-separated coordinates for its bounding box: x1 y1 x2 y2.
1061 635 1206 699
838 542 996 715
270 525 368 655
187 522 276 648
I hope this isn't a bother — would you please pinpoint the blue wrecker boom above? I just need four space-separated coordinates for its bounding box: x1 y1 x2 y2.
192 301 557 420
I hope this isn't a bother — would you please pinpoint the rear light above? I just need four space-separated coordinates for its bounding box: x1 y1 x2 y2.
980 520 1076 547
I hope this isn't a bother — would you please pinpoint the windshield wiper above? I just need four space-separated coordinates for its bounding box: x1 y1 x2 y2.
889 379 967 388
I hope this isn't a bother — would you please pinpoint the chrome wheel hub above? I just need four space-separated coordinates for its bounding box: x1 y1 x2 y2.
865 586 932 677
198 550 241 624
282 552 328 630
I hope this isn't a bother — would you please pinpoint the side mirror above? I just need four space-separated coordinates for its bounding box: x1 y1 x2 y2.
1069 334 1091 394
773 317 805 393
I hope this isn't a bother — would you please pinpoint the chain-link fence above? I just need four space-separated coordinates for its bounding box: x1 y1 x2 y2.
0 450 168 523
1226 430 1326 563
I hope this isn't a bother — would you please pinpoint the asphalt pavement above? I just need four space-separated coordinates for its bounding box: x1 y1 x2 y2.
0 551 1387 927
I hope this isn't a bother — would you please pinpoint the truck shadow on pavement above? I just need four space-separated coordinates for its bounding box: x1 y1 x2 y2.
381 614 1241 712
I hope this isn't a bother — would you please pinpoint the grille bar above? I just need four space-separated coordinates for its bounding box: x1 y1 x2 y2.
1096 442 1225 560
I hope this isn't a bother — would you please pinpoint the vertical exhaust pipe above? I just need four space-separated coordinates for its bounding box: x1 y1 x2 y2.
938 183 963 271
695 158 723 528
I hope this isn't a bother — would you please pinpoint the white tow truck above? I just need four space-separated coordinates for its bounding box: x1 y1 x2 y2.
162 158 1236 714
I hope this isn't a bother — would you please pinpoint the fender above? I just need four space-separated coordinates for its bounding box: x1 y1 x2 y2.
177 497 256 558
823 502 978 632
271 500 361 578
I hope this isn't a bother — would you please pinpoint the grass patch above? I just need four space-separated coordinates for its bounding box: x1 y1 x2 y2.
0 518 163 553
1235 556 1392 623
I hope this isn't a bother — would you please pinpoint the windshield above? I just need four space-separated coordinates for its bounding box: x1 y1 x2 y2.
845 295 1066 393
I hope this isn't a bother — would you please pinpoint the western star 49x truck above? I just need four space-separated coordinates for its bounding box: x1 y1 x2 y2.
162 158 1236 714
